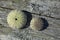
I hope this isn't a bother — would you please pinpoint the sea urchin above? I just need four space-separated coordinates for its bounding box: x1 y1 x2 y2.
30 17 43 31
7 10 27 29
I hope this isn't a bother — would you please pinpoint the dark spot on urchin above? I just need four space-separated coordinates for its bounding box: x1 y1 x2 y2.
15 18 17 20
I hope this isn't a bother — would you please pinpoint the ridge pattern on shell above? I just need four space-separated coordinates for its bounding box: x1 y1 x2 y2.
7 10 27 29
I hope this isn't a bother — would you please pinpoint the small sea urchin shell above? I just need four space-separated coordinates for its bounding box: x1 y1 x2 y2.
30 17 43 31
7 10 27 29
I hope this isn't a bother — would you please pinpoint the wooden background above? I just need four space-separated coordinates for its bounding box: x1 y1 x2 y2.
0 0 60 40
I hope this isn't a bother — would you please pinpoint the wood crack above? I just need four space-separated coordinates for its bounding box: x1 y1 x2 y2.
31 13 60 20
0 6 14 10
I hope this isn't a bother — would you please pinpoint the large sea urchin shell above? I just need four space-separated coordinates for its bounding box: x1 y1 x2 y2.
7 10 27 29
30 17 43 31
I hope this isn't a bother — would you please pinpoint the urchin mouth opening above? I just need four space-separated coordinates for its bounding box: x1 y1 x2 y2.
15 18 17 20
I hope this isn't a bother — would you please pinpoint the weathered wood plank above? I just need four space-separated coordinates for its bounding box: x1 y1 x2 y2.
0 0 60 40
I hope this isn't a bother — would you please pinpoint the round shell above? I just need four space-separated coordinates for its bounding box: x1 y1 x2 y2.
30 17 43 31
7 10 27 29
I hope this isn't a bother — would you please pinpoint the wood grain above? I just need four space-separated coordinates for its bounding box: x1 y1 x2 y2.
0 0 60 40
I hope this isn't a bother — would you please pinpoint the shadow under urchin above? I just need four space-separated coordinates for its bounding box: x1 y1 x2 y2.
40 18 49 31
20 10 32 29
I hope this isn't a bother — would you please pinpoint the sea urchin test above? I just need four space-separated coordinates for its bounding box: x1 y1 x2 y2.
7 10 27 29
30 17 43 31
